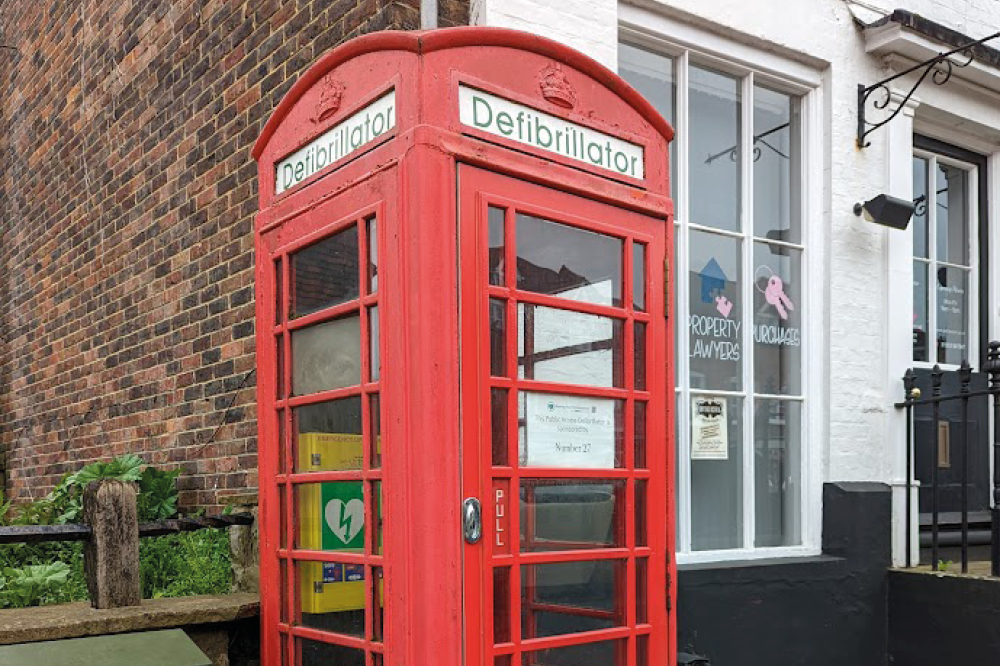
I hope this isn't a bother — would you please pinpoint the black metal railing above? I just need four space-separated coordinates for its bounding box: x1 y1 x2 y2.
0 513 253 545
896 340 1000 573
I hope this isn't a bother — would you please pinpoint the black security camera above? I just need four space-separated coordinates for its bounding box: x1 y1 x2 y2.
853 194 916 230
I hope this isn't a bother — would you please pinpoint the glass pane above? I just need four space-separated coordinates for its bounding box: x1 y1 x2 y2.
518 305 624 388
753 243 802 395
913 261 929 362
633 242 646 312
496 657 512 666
936 163 969 265
292 316 361 395
690 65 741 232
489 206 506 286
372 566 385 642
367 216 378 294
637 635 649 665
295 481 365 552
371 480 383 555
936 266 970 364
635 479 647 547
276 258 284 324
520 560 624 640
619 43 676 202
753 86 800 244
491 299 506 377
492 388 509 466
295 397 363 472
299 637 365 666
368 306 380 382
524 639 625 666
519 392 624 468
517 213 622 307
296 561 365 636
691 395 744 551
370 393 381 469
292 226 359 317
688 230 742 391
493 567 511 643
754 399 802 547
636 558 648 624
634 322 647 390
277 335 286 399
912 157 929 258
634 401 647 469
519 479 625 550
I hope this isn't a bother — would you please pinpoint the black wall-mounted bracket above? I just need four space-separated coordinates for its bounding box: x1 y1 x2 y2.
857 30 1000 148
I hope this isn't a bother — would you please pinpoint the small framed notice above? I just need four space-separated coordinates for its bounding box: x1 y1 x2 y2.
692 398 728 460
522 392 616 468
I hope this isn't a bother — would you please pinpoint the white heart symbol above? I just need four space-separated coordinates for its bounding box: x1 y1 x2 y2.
325 499 365 544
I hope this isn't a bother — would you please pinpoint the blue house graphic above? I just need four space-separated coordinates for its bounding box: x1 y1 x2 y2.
698 258 728 304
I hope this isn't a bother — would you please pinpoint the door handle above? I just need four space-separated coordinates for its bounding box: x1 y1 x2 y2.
463 497 482 544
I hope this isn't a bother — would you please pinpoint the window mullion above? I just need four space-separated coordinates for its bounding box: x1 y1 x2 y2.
740 72 755 551
676 49 692 555
928 156 938 364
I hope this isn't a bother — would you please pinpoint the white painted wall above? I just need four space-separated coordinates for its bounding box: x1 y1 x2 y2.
471 0 1000 561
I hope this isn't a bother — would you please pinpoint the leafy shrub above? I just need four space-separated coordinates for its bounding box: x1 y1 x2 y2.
0 455 234 608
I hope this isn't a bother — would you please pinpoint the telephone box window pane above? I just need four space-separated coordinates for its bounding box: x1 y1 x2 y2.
753 86 800 244
913 261 929 362
936 163 969 265
276 258 284 323
634 321 647 390
688 230 742 391
372 566 385 642
292 226 359 317
519 479 624 550
367 216 378 294
518 304 624 388
298 637 365 666
368 306 380 382
913 157 929 259
371 480 383 555
524 640 626 666
633 242 646 312
370 393 382 469
691 395 744 551
937 266 970 365
516 213 622 307
754 399 802 547
753 243 802 395
637 635 649 665
619 43 675 202
490 298 506 377
520 560 623 640
635 479 647 547
491 388 509 466
489 206 505 286
278 409 288 474
277 335 286 399
295 397 363 473
292 316 361 395
295 561 366 637
518 392 624 468
493 566 511 643
295 482 366 552
634 401 647 469
495 657 512 666
636 557 648 624
690 65 741 233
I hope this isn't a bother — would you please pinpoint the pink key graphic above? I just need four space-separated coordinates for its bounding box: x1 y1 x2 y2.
715 295 733 318
765 275 794 320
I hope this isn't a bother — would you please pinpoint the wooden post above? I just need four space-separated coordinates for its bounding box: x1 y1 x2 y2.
82 480 141 608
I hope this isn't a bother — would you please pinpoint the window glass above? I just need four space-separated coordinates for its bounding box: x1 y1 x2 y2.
518 392 624 468
753 86 800 244
913 261 929 362
691 395 744 551
292 226 359 317
936 266 969 365
295 397 363 473
518 305 624 388
292 316 361 395
689 65 741 232
619 43 676 202
519 479 625 550
516 213 622 307
754 399 802 547
489 206 505 286
688 230 742 391
936 163 968 265
520 560 624 640
753 243 802 395
912 157 929 259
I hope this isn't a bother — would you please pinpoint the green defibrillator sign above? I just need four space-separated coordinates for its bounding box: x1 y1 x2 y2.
321 482 365 550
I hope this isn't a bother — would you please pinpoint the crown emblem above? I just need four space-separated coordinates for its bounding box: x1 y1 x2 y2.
538 64 577 110
313 76 346 124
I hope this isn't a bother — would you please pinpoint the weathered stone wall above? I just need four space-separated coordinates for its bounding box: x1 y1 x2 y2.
0 0 469 509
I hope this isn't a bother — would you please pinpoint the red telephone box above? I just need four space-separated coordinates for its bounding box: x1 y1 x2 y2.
253 27 674 666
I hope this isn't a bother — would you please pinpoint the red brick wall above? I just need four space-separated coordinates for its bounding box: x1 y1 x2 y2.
0 0 469 510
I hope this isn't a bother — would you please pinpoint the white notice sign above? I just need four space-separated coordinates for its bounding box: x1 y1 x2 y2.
523 393 616 468
692 398 728 460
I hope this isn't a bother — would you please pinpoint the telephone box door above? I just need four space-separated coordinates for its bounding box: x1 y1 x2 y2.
460 167 672 666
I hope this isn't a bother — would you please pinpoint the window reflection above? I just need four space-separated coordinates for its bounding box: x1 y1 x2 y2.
754 399 802 547
753 86 800 244
292 316 361 395
518 304 623 388
690 66 741 232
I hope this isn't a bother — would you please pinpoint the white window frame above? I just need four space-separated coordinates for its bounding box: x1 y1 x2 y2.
911 149 981 371
621 7 826 564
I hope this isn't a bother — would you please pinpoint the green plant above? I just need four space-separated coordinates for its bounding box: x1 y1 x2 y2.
938 559 954 572
137 466 182 521
0 562 73 608
140 529 232 599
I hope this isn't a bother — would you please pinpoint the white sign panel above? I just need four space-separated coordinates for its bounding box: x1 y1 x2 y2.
692 398 728 460
458 85 645 179
523 393 616 468
276 90 396 194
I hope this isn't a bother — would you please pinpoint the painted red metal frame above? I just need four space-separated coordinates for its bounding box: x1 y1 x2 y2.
255 26 674 666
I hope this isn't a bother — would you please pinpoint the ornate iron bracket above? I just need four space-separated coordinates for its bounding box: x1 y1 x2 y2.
857 30 1000 148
